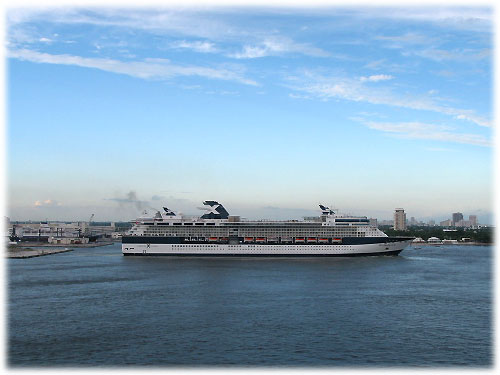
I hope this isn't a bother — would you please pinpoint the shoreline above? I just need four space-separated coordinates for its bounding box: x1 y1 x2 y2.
5 241 116 259
7 248 74 259
10 241 117 248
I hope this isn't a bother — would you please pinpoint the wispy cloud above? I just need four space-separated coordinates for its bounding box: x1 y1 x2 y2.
347 7 492 32
361 120 491 147
8 8 330 62
404 47 491 62
363 58 412 73
375 32 436 47
34 199 62 207
289 71 491 127
7 8 247 42
170 40 218 53
359 74 393 82
375 31 490 63
8 48 258 86
229 36 330 59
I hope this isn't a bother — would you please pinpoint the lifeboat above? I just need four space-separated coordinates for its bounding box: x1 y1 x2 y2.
267 237 278 242
295 237 305 243
307 237 317 243
281 237 292 243
256 237 267 242
208 237 218 242
244 237 254 242
318 238 329 243
332 238 342 243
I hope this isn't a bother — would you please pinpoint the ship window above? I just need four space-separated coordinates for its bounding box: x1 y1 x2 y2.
173 223 182 226
335 219 369 223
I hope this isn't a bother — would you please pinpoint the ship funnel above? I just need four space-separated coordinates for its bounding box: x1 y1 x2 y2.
200 200 229 219
163 207 177 216
319 204 335 216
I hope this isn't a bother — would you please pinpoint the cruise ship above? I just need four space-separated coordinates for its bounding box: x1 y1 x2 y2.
122 201 412 257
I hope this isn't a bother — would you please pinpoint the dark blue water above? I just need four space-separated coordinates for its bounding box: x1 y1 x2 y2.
8 244 492 367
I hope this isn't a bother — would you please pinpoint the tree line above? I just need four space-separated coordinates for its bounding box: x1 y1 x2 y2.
381 226 494 244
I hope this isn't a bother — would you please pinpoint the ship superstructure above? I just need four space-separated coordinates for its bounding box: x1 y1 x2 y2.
122 201 412 256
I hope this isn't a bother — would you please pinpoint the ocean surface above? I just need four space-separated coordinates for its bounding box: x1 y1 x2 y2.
8 243 492 367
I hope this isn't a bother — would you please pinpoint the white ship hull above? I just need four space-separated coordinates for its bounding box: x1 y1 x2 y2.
122 240 412 257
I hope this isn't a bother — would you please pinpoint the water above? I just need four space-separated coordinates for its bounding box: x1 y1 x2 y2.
8 244 492 367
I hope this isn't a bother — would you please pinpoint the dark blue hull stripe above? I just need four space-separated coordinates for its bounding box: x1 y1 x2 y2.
122 236 412 245
123 249 403 257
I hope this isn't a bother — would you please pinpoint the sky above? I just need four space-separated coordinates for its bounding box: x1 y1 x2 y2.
4 3 495 224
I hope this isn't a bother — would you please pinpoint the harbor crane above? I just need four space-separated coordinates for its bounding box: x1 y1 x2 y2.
84 214 95 237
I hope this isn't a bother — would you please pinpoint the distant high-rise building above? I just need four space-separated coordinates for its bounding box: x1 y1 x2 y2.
410 217 417 226
428 219 435 226
369 218 378 227
394 208 407 231
452 212 463 224
469 215 478 227
440 219 453 227
455 219 469 227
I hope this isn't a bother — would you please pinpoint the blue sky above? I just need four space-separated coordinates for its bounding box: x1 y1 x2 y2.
5 5 494 223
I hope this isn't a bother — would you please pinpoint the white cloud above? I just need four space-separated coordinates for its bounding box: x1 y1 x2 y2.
363 58 410 73
34 199 62 207
362 121 491 147
230 36 329 59
8 8 328 61
374 31 490 63
348 7 492 33
289 93 311 100
170 40 218 53
7 8 244 41
8 7 492 34
290 71 491 127
404 48 491 62
231 45 268 59
8 48 257 86
375 32 436 47
359 74 393 82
